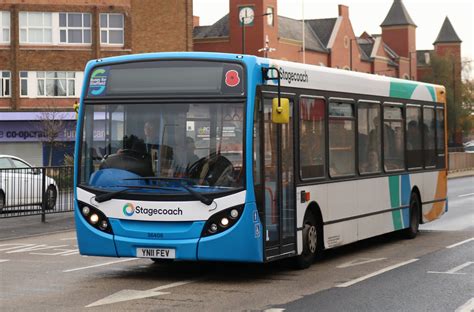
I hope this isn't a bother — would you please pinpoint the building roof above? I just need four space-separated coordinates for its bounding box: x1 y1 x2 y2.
278 16 328 53
192 14 331 53
380 0 416 27
433 17 462 44
356 38 373 62
193 14 229 39
305 18 337 47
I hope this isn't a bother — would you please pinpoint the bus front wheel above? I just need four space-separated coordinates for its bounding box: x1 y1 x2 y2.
402 192 420 239
295 211 322 269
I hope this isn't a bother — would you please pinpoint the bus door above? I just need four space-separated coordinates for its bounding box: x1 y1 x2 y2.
258 93 296 260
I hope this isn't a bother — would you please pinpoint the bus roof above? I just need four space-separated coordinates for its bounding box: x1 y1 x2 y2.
85 52 444 103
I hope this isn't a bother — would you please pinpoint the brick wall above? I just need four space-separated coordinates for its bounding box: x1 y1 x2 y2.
0 0 193 111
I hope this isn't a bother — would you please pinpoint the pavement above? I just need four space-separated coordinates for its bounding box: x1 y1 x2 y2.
0 169 472 241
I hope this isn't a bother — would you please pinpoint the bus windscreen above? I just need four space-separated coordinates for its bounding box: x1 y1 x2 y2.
87 60 245 97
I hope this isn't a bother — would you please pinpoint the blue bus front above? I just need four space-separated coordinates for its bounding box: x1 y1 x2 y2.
74 53 263 262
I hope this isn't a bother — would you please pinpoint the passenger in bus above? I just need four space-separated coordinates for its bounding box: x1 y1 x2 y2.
361 149 380 173
185 137 199 166
407 120 421 150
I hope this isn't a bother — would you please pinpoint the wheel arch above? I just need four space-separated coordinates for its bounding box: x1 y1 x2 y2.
303 201 324 247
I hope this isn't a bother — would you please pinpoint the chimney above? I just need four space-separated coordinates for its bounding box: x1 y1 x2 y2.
193 16 200 27
338 5 349 18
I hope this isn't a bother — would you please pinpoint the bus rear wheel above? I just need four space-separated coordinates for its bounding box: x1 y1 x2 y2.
295 211 322 269
402 192 420 239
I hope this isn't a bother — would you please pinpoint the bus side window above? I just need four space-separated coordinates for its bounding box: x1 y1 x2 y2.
299 96 326 179
423 107 436 168
436 107 446 169
406 105 423 169
383 104 404 172
358 101 381 174
328 99 355 177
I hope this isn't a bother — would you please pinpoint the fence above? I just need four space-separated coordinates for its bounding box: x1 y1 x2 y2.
449 152 474 172
0 166 74 219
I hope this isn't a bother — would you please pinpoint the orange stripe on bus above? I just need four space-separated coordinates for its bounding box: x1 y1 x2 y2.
424 171 447 221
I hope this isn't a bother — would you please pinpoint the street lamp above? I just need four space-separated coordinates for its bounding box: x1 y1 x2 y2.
258 35 276 58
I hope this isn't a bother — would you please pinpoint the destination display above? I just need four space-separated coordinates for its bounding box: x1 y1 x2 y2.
87 60 245 97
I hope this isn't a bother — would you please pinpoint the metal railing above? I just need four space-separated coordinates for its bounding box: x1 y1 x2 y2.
0 166 74 219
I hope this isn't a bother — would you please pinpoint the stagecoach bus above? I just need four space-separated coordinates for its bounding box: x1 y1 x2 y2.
74 52 447 268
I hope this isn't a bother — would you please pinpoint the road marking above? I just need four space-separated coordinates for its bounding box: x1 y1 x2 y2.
6 244 69 254
446 238 474 249
337 258 386 268
63 258 139 273
458 193 474 198
428 262 473 275
455 297 474 312
336 259 419 288
264 309 286 312
86 280 195 307
0 259 10 263
0 244 36 252
60 237 77 241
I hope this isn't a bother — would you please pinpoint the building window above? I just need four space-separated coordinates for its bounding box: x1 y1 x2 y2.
100 13 124 45
266 7 274 26
59 13 91 44
1 11 10 43
20 71 28 97
19 12 53 44
37 72 76 97
1 71 11 97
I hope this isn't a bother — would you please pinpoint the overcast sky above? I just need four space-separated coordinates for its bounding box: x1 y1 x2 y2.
193 0 473 76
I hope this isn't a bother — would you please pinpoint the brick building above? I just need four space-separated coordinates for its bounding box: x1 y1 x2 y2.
0 0 193 165
193 0 461 83
417 16 462 82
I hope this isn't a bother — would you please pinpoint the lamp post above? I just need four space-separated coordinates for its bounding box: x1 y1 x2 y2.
258 35 276 58
241 11 273 55
349 38 357 70
241 15 246 54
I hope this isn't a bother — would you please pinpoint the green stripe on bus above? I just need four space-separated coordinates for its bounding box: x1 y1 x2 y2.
389 175 403 230
426 85 436 101
389 81 418 99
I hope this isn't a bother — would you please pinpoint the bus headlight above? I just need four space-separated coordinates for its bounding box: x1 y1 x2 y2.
77 201 113 234
202 205 244 237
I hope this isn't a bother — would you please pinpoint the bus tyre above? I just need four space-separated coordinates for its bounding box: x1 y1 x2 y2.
402 193 420 239
151 258 174 264
295 212 322 269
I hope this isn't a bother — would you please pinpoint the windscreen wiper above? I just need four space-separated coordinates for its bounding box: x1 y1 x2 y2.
124 177 213 206
94 185 176 203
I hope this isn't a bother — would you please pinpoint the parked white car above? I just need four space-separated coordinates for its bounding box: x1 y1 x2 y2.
0 155 58 212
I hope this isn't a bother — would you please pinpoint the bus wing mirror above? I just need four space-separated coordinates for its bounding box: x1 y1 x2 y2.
272 98 290 124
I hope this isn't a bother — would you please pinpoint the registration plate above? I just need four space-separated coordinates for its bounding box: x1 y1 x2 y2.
136 248 175 259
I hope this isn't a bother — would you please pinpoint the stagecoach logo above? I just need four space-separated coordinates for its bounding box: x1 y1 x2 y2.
122 203 184 217
123 203 135 216
267 65 309 85
88 68 109 96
